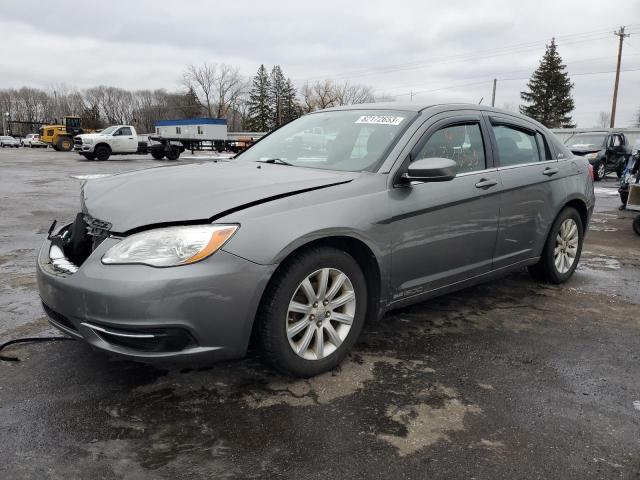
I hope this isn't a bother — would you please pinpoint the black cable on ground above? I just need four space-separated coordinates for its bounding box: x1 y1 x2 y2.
0 337 74 362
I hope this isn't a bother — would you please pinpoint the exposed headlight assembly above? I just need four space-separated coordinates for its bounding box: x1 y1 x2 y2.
585 152 598 160
102 225 238 267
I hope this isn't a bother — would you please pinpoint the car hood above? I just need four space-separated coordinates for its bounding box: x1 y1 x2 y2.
76 133 111 140
82 161 359 233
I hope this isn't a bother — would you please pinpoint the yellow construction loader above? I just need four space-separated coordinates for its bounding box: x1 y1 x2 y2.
39 116 92 151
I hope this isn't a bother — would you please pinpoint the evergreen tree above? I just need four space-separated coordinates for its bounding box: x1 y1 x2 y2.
520 38 575 128
247 65 272 131
269 65 286 128
282 78 301 124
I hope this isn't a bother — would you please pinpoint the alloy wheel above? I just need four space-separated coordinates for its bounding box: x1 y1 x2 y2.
554 218 579 274
597 163 605 179
286 268 356 360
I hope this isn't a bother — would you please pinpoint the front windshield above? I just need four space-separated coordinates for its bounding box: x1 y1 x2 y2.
566 134 606 148
238 110 416 172
100 126 118 135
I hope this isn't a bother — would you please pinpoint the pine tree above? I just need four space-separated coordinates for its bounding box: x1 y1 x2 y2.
282 78 301 124
247 65 272 131
269 65 286 128
520 38 575 128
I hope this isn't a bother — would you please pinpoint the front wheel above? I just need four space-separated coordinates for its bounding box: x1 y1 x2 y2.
592 161 605 181
528 207 584 284
94 145 110 161
258 246 367 377
82 153 96 161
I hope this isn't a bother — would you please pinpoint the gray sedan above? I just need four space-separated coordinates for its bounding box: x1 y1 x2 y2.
37 104 595 377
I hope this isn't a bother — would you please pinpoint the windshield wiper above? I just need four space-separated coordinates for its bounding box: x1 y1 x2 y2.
256 158 294 166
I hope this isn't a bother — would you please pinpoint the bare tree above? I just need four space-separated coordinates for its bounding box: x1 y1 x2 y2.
334 81 375 106
301 80 339 112
214 64 247 118
183 63 217 117
597 111 611 128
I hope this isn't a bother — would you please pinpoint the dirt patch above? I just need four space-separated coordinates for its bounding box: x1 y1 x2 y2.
378 398 482 456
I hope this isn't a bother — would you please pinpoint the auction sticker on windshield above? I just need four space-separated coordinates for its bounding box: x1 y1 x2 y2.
355 115 404 125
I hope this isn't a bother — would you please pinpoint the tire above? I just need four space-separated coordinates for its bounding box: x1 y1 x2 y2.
151 150 165 160
257 246 368 377
82 153 96 161
165 145 180 161
56 137 73 152
633 216 640 236
528 207 584 284
592 161 605 181
94 145 110 161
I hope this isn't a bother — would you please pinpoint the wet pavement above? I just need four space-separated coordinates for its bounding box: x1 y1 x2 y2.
1 148 639 479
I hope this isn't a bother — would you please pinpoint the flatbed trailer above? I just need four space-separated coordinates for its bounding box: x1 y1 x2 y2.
139 135 229 160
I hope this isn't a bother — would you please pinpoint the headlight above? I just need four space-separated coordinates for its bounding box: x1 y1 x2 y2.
83 138 93 145
102 225 238 267
585 152 598 160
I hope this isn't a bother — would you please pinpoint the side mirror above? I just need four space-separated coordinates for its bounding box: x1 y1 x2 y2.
402 157 457 183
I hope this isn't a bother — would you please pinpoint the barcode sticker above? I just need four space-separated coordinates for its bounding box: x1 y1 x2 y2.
355 115 404 125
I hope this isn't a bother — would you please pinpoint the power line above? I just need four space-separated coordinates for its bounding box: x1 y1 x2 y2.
296 24 640 84
387 66 640 99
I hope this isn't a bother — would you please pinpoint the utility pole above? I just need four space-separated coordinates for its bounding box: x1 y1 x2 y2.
410 89 414 102
491 78 497 107
610 26 630 128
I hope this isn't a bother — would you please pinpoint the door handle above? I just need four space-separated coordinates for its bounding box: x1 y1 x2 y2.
475 178 498 189
543 167 559 176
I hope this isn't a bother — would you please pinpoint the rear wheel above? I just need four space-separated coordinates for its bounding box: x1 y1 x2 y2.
165 145 180 161
593 161 605 181
258 246 367 377
151 150 165 160
528 207 584 284
95 145 110 161
56 137 73 152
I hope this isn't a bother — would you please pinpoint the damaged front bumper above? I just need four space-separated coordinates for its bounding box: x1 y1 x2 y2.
36 227 275 363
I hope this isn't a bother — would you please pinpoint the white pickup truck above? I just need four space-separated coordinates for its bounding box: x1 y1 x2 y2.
74 124 185 161
74 125 140 161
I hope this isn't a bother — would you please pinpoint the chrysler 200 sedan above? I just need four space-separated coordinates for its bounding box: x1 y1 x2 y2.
37 104 595 377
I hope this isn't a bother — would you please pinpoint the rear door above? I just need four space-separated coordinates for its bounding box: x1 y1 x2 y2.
389 112 500 300
487 114 563 268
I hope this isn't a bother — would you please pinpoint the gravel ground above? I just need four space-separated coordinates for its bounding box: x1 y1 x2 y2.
1 147 639 479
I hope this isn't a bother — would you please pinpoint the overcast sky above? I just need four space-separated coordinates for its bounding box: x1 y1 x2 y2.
2 0 639 127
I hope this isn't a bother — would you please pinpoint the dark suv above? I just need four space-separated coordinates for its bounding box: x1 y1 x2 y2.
565 131 631 181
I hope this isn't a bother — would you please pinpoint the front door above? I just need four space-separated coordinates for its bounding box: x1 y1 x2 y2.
389 114 500 302
113 127 137 152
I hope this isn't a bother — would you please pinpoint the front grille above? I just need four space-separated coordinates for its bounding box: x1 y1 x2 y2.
42 303 78 332
74 137 82 147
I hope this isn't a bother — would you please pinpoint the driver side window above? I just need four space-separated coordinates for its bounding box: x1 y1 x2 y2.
416 123 486 174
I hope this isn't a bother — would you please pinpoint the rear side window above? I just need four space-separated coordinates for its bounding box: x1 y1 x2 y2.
536 132 553 160
492 125 540 166
416 123 486 174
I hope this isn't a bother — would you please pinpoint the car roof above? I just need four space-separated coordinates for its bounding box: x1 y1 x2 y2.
319 102 553 131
